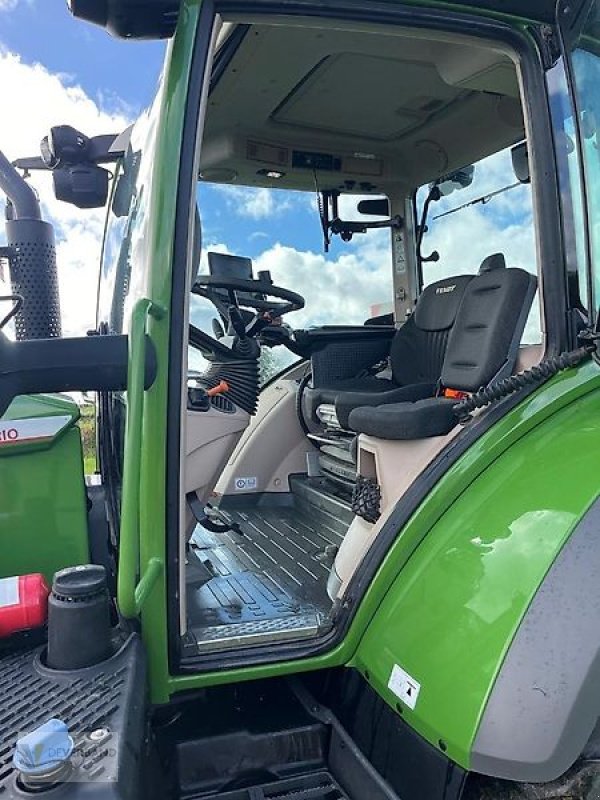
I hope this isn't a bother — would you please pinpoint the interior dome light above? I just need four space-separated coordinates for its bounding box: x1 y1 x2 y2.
257 169 285 179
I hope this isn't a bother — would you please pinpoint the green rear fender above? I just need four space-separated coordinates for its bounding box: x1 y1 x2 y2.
352 364 600 779
0 394 89 582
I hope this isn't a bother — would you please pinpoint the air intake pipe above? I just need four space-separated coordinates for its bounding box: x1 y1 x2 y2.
0 149 61 340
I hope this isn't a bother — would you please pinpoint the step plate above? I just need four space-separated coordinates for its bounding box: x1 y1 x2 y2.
193 612 322 652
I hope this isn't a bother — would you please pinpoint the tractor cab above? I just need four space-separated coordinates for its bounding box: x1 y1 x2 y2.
144 15 545 657
2 0 600 799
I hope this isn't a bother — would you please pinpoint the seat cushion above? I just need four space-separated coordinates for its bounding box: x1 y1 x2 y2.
336 382 434 429
305 376 395 421
348 397 457 440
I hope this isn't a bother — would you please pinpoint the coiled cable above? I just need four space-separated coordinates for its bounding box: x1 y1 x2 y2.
453 344 595 423
296 368 313 437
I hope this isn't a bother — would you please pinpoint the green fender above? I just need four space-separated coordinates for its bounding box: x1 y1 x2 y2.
0 394 89 582
351 360 600 774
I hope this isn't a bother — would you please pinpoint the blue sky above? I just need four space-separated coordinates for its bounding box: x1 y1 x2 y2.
0 1 540 343
0 1 165 113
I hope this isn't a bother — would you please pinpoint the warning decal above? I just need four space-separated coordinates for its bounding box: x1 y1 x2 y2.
234 476 258 491
388 663 421 711
0 415 71 447
0 577 19 608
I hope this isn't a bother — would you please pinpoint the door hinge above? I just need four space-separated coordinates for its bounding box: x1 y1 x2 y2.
534 22 562 68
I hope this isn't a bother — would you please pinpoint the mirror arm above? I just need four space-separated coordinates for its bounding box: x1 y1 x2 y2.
0 333 157 418
330 214 403 241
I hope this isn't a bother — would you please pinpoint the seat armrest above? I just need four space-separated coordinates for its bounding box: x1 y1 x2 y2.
349 397 456 440
336 382 434 430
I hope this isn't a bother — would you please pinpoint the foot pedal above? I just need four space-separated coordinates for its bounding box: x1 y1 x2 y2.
187 492 244 536
187 554 217 589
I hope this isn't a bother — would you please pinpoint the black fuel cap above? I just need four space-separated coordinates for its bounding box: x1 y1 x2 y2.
52 564 107 600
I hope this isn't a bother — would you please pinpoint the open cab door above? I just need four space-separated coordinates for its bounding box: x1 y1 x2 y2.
8 1 600 799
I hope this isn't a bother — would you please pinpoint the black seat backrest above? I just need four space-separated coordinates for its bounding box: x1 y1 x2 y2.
441 254 538 392
391 274 473 387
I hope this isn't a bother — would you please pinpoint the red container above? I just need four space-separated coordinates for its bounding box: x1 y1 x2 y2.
0 574 50 637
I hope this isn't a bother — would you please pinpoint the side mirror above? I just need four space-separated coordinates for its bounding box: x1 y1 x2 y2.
511 142 530 184
53 164 110 209
435 165 475 197
357 198 390 216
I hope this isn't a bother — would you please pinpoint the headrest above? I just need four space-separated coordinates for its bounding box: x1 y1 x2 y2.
414 274 473 332
511 142 530 184
479 253 506 273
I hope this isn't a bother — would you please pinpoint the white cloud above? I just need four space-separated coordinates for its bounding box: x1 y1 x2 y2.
188 232 392 375
0 0 19 10
255 237 391 329
0 48 130 336
212 185 297 220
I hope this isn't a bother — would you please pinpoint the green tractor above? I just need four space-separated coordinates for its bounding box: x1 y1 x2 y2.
1 0 600 796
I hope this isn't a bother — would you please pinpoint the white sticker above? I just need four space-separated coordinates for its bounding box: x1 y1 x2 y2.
388 664 421 710
0 415 71 447
0 577 19 608
234 476 258 492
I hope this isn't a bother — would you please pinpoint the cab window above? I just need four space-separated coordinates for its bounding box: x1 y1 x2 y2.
417 143 541 344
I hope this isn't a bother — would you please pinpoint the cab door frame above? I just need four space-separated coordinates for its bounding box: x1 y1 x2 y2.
163 0 572 696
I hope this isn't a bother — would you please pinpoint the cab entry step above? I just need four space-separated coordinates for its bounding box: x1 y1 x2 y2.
204 770 348 799
156 676 400 800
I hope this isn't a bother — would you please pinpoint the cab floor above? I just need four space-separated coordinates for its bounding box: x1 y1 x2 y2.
184 478 353 653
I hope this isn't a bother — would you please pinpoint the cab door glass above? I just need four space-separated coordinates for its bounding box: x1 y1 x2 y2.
417 144 541 344
565 1 600 312
190 183 394 386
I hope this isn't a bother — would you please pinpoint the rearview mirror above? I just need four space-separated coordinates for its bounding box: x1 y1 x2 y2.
511 142 530 184
434 165 475 197
53 164 110 209
357 198 390 216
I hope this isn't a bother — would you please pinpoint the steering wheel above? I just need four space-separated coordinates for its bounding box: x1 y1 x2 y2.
192 275 305 339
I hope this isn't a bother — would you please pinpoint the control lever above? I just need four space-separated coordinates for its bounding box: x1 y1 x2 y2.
212 318 225 339
228 305 247 339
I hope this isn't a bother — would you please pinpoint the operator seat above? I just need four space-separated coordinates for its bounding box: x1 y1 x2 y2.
306 272 474 428
349 256 538 439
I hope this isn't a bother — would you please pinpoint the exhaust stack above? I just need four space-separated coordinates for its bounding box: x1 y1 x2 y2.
0 150 61 340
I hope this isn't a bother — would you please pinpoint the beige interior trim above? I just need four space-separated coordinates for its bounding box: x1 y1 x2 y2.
516 343 544 371
186 406 251 498
330 427 461 598
203 17 524 193
216 364 317 498
330 344 544 598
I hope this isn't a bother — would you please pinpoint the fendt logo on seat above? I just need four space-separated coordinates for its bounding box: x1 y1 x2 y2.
436 285 456 294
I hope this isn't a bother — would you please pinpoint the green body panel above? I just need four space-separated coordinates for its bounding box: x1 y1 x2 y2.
0 395 89 583
352 365 600 769
127 0 204 703
127 0 598 713
164 362 600 699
